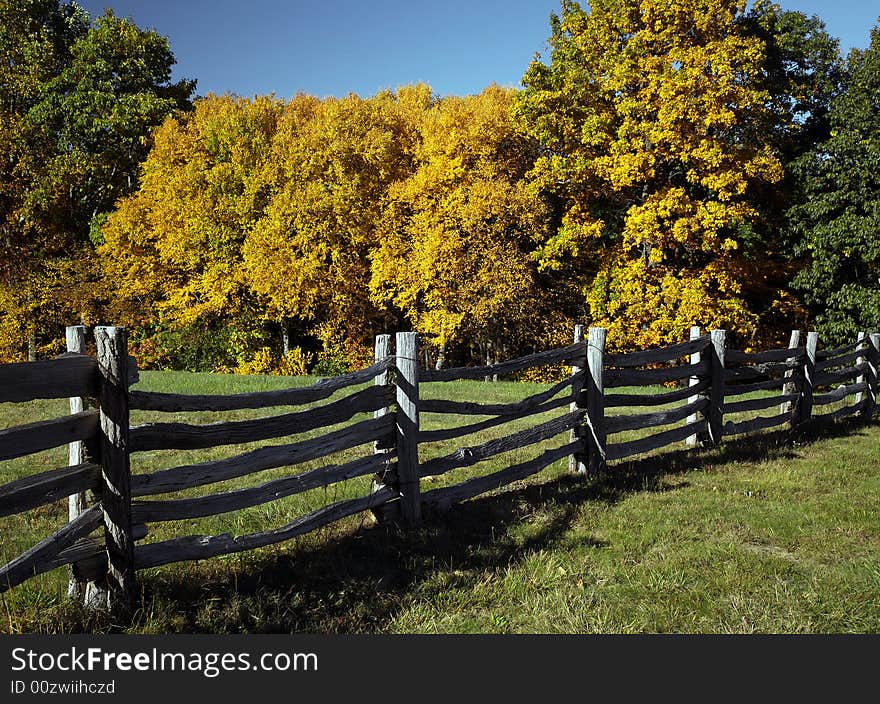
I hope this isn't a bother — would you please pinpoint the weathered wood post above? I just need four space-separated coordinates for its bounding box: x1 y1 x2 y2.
67 327 110 609
371 334 394 507
795 331 819 427
781 329 802 421
686 326 702 446
585 327 606 475
855 332 867 412
395 332 422 525
94 326 135 613
66 325 87 600
863 332 879 419
706 330 726 445
568 324 587 474
373 334 392 455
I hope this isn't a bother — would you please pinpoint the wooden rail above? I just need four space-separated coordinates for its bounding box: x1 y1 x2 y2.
130 385 393 452
605 378 710 407
135 486 398 570
131 453 391 523
606 421 707 462
604 359 709 388
421 342 585 382
130 414 394 496
0 506 103 593
606 398 707 434
421 372 580 415
417 395 570 443
419 410 583 478
604 336 710 367
0 411 99 462
418 442 581 513
0 354 98 403
0 462 101 518
128 357 393 412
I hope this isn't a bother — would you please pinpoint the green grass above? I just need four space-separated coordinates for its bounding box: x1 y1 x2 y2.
0 370 878 633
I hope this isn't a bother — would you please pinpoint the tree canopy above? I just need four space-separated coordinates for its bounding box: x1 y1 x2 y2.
2 0 877 371
0 0 194 360
787 24 880 344
514 0 795 350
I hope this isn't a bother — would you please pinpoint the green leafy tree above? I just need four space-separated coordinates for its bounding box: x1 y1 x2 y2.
730 1 844 336
788 23 880 343
0 1 193 360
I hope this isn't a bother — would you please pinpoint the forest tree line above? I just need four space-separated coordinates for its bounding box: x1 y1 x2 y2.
2 0 879 374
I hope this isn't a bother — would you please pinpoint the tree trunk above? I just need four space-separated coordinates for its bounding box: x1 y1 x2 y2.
27 331 36 362
435 344 446 370
281 320 290 357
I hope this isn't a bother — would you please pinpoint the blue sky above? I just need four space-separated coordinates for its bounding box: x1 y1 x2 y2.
77 0 880 100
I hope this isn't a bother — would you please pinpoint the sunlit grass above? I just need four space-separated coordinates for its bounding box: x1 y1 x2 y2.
0 369 877 633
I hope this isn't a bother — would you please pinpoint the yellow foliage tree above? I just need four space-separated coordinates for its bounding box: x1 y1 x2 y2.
371 85 556 367
100 94 285 369
515 0 786 349
242 90 417 366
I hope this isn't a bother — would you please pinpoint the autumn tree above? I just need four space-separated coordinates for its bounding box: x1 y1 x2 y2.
0 1 193 360
515 0 786 349
242 90 416 368
370 85 559 368
100 94 284 370
787 23 880 344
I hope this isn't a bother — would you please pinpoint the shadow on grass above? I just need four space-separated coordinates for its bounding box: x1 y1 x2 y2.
594 415 874 501
64 415 875 633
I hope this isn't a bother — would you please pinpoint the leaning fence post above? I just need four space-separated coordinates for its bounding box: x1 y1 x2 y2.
782 329 802 421
796 331 819 427
395 331 422 525
568 324 586 474
864 333 879 419
585 327 606 475
94 326 135 613
686 326 702 446
707 330 726 445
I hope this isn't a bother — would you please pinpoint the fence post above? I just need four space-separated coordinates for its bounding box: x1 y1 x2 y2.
706 329 726 445
585 327 606 476
795 331 818 427
781 329 802 420
66 325 87 601
373 334 392 455
568 324 587 474
686 326 702 446
395 331 421 525
94 326 135 613
864 333 879 419
855 332 867 412
372 334 394 506
65 325 107 608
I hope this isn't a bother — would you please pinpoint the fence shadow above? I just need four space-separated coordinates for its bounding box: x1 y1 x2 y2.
61 414 869 634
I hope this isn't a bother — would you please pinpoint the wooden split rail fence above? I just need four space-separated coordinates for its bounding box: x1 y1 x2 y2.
0 324 878 612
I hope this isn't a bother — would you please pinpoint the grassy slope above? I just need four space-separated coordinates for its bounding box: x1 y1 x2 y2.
0 370 878 633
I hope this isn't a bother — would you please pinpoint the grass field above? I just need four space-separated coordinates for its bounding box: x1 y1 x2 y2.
1 370 878 633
